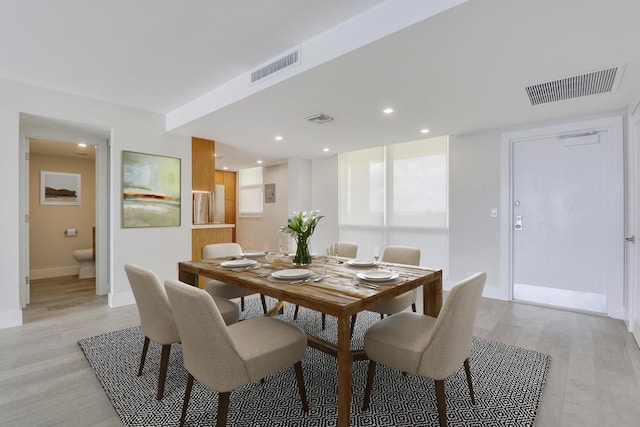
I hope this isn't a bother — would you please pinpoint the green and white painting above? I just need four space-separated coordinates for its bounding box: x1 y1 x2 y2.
122 151 181 228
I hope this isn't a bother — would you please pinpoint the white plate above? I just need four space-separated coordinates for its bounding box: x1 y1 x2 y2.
347 259 376 267
220 259 258 268
242 252 265 258
358 270 399 282
271 269 314 280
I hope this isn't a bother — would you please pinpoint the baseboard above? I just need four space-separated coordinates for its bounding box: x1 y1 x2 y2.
108 290 135 308
30 266 79 280
0 309 23 330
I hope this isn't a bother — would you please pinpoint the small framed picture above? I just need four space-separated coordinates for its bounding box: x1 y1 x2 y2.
40 171 81 206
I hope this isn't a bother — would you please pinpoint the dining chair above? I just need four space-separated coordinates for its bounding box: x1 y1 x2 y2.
361 272 487 427
328 241 358 258
164 279 309 427
202 242 268 314
293 241 359 329
367 245 421 316
124 264 240 400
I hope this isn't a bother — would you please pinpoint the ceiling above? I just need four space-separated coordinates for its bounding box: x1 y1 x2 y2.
4 0 640 170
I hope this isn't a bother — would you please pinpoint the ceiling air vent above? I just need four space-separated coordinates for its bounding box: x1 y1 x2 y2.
305 113 334 124
251 48 300 83
525 66 621 106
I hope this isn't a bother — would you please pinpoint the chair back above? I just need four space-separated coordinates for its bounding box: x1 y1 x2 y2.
329 242 358 258
202 242 243 259
417 272 486 380
164 279 250 392
381 246 420 266
124 264 180 345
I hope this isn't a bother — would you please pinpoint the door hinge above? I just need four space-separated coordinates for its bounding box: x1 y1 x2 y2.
25 214 29 223
625 235 635 244
25 276 30 285
25 152 29 161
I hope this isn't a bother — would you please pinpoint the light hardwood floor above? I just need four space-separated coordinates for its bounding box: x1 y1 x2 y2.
1 276 639 426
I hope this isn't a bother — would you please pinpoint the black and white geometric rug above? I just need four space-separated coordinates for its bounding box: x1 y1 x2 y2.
79 298 550 426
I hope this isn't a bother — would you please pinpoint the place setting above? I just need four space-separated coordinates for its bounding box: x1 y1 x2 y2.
267 268 324 285
353 269 402 289
217 258 262 272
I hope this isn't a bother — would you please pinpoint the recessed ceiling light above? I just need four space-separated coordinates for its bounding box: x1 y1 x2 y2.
257 160 263 164
421 129 430 134
223 166 228 170
78 143 87 147
275 136 283 141
323 148 330 152
383 108 394 114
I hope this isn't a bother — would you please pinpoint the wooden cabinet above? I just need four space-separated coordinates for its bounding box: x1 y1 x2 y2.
191 137 235 287
215 169 237 242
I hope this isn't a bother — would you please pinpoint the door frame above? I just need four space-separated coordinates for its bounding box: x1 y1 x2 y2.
500 115 625 319
19 118 111 306
629 105 640 345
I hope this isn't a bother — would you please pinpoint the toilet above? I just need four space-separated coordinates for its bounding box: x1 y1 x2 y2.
72 249 95 279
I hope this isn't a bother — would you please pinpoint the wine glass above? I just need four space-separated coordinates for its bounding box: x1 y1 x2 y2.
263 242 270 255
241 240 249 258
372 245 381 268
322 248 331 275
332 242 341 264
277 235 284 254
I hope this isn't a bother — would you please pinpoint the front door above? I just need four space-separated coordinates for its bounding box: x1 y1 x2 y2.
510 117 624 316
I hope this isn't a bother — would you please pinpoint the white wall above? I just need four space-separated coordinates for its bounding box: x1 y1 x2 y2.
448 130 503 295
0 78 192 329
311 156 339 254
235 163 289 252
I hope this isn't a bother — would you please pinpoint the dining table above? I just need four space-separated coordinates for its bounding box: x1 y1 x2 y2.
178 254 443 427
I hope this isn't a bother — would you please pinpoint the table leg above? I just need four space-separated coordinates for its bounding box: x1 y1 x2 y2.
336 314 352 427
179 268 197 287
423 272 443 317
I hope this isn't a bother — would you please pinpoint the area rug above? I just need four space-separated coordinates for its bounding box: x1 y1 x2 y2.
79 298 550 426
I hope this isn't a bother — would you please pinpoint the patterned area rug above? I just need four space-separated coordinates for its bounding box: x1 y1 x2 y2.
78 298 550 426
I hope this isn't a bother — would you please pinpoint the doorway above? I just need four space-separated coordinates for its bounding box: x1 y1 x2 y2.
19 114 110 308
503 116 624 318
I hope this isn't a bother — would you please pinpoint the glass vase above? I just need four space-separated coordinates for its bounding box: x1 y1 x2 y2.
293 236 312 266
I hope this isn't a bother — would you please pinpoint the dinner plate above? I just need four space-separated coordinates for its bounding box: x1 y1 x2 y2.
271 269 314 280
220 259 258 268
347 259 376 267
357 270 399 282
242 252 265 259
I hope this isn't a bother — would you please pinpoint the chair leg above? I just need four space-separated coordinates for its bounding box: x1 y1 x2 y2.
217 391 230 427
380 313 384 320
260 294 267 314
293 304 300 320
321 313 326 330
463 358 476 405
179 373 194 427
362 360 377 410
293 361 309 412
138 336 150 376
240 296 245 311
434 379 448 427
411 302 417 312
157 344 171 400
350 314 357 338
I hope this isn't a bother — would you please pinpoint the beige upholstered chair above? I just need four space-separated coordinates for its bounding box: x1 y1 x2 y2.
368 245 421 316
202 243 267 314
362 272 487 427
328 241 358 258
294 241 359 328
124 264 240 400
164 279 309 427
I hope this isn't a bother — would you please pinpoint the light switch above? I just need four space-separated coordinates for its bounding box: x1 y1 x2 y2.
491 208 498 217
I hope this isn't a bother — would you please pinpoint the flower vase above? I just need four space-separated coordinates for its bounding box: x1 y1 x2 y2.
293 237 312 266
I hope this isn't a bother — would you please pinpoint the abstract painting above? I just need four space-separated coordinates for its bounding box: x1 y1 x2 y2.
40 171 81 205
122 151 181 228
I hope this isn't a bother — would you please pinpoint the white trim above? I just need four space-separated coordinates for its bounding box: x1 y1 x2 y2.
108 290 135 308
0 310 23 329
501 115 625 319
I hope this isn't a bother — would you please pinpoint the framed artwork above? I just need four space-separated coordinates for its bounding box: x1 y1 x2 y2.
122 150 181 228
40 171 81 205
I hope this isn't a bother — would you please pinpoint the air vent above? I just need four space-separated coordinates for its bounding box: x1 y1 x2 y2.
251 49 300 83
525 66 621 106
305 113 335 124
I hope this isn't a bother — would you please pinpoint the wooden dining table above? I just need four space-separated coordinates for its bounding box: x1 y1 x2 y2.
178 254 442 427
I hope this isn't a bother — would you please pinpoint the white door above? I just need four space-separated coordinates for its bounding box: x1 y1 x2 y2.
510 118 624 316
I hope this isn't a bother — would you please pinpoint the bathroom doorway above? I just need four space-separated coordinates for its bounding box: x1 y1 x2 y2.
20 114 110 308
